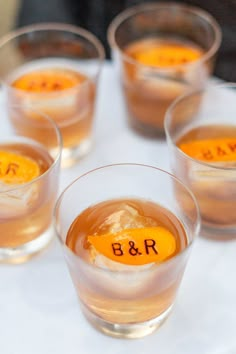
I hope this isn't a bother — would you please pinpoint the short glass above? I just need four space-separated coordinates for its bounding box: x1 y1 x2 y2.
108 3 221 137
54 164 200 339
0 104 62 263
165 84 236 240
0 23 105 167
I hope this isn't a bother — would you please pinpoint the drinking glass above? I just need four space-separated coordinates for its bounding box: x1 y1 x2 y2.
0 23 105 167
54 163 200 338
0 104 62 263
108 3 221 137
165 84 236 240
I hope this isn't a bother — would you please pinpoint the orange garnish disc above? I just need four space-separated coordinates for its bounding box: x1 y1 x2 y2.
12 68 85 92
88 227 177 265
135 44 202 67
0 151 40 184
179 138 236 163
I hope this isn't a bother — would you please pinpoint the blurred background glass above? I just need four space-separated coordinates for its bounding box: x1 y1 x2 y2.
0 0 19 36
1 0 236 81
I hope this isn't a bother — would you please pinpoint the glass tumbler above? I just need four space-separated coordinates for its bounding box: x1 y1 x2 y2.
0 23 105 167
0 104 62 263
54 164 200 338
108 3 221 137
165 84 236 240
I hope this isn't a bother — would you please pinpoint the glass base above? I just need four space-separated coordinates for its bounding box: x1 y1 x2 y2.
0 225 54 264
128 115 166 139
61 138 92 168
201 223 236 241
80 302 173 339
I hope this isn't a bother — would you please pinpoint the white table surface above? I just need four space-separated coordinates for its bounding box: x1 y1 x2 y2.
1 63 236 354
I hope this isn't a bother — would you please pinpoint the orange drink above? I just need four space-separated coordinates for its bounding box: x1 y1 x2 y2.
165 85 236 239
0 24 104 167
0 142 53 248
123 38 205 133
108 3 221 136
0 106 61 263
8 61 95 164
177 125 236 228
55 164 200 338
66 198 187 324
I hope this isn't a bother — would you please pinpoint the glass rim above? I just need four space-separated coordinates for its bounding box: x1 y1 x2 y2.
0 104 62 193
164 83 236 171
0 22 105 89
54 163 201 273
107 2 222 71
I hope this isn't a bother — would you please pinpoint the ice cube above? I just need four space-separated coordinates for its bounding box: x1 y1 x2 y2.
19 91 78 121
86 249 156 299
99 204 158 234
189 164 236 198
17 81 91 123
93 253 153 271
87 203 159 269
136 67 187 99
0 181 39 218
83 203 161 297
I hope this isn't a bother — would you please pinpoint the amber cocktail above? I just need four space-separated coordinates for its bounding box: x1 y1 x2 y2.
165 85 236 239
108 3 221 136
0 24 104 167
55 164 200 338
0 106 61 263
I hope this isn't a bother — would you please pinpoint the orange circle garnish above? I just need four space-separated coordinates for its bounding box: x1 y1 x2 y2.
88 227 177 265
12 68 85 92
134 43 202 67
179 138 236 163
0 151 40 184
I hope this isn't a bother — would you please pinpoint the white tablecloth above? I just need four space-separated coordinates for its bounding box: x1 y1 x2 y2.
1 63 236 354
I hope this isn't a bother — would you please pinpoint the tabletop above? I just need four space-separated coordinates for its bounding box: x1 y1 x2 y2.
0 63 236 354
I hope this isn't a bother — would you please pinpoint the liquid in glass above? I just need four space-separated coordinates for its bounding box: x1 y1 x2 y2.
66 198 188 325
8 59 95 164
123 37 206 134
177 124 236 228
0 140 55 249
